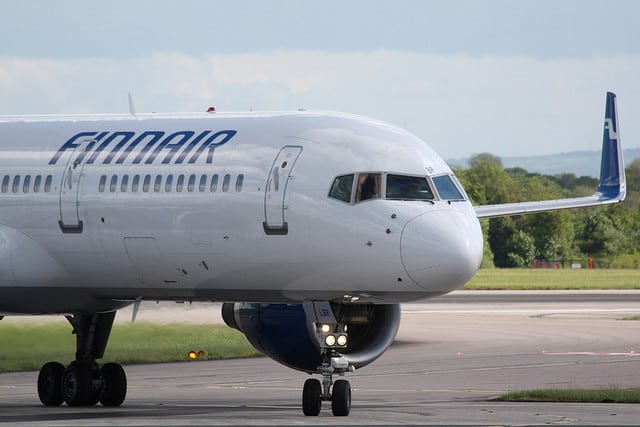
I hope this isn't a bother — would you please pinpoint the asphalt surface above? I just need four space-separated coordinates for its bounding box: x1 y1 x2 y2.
2 291 640 425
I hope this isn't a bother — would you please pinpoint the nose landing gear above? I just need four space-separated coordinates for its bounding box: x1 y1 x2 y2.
302 356 352 416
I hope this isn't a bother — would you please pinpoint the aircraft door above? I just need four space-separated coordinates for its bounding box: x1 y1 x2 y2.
263 145 302 235
59 147 87 233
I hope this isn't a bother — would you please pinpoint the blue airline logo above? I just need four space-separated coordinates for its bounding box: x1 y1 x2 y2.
49 129 237 165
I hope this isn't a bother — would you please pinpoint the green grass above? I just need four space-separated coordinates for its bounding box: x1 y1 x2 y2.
0 322 260 372
497 388 640 403
463 269 640 290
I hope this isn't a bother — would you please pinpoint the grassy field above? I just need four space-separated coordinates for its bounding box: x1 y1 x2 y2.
0 322 260 372
463 268 640 290
497 388 640 403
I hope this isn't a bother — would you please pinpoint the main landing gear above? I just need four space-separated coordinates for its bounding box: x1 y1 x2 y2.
302 356 352 416
36 312 127 407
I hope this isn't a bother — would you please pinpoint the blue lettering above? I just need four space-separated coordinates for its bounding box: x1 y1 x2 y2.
174 130 211 164
49 129 238 166
48 132 98 165
74 132 109 165
145 131 195 164
131 132 166 164
100 132 136 164
188 130 237 164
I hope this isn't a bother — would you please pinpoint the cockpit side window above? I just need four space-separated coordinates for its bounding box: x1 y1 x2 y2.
328 174 354 203
355 173 381 202
432 175 465 200
386 174 434 200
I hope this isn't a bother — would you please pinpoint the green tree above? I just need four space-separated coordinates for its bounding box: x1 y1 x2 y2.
505 230 536 268
528 211 576 262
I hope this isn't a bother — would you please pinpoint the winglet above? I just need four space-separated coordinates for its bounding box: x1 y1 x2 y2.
597 92 626 200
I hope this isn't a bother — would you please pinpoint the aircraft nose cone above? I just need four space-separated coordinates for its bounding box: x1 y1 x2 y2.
400 209 483 292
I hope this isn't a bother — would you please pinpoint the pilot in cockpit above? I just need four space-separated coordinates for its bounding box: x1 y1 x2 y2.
356 173 380 202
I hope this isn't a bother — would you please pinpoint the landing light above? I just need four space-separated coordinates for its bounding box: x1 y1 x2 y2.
337 334 348 346
315 322 348 349
325 335 337 346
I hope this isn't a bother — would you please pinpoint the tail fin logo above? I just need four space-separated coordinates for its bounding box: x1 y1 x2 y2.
604 118 618 140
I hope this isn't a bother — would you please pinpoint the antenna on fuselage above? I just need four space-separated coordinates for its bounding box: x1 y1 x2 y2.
128 93 136 117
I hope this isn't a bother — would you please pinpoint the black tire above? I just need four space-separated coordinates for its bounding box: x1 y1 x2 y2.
88 364 102 406
100 363 127 406
331 379 351 416
62 361 92 406
37 361 65 406
302 378 322 416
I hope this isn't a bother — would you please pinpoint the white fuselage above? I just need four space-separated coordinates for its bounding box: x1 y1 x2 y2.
0 111 483 314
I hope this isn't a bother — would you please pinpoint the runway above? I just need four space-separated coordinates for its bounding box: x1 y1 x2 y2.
2 291 640 425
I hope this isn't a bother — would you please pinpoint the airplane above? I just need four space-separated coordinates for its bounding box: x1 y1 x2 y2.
0 91 625 416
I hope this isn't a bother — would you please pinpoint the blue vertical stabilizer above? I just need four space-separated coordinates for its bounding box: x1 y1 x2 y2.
597 92 626 199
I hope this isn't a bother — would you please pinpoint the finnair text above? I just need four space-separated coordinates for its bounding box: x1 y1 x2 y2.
49 129 237 165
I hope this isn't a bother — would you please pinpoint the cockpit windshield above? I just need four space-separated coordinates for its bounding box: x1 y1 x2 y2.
386 174 434 201
432 175 465 200
328 172 466 204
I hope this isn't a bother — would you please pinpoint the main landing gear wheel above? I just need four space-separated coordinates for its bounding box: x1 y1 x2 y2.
62 361 93 406
37 360 127 407
36 312 127 407
302 378 322 416
37 361 65 406
100 363 127 406
331 379 351 416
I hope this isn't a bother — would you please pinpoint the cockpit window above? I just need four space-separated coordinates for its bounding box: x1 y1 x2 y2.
355 173 381 202
328 174 354 203
386 174 434 201
432 175 465 200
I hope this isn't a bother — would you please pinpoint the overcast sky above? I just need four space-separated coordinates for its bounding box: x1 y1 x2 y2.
1 0 639 159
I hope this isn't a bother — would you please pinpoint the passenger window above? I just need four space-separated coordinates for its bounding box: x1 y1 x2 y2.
386 174 434 201
98 175 107 193
176 174 185 192
432 175 465 200
1 175 9 193
110 175 118 192
12 175 20 193
143 175 151 193
23 175 31 193
154 175 162 192
222 174 231 192
235 174 244 192
44 175 53 192
132 175 140 192
188 174 196 192
328 175 354 203
121 175 129 192
355 173 381 202
165 175 173 192
34 175 42 193
199 174 207 192
210 174 218 192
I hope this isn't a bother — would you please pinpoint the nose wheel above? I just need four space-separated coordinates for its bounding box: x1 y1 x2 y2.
301 361 352 416
331 379 351 416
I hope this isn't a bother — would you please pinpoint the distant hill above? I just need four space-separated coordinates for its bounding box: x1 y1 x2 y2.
448 147 640 178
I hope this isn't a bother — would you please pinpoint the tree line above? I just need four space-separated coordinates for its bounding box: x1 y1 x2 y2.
454 154 640 268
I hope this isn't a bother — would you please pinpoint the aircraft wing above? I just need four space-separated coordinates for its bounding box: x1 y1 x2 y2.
475 92 626 219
